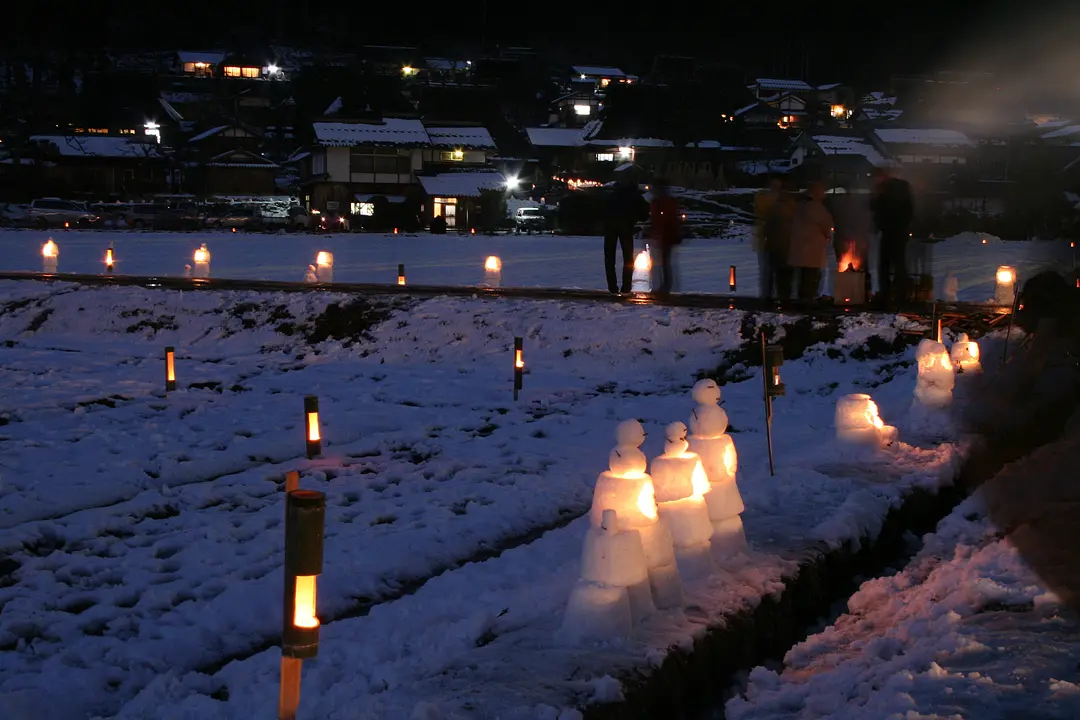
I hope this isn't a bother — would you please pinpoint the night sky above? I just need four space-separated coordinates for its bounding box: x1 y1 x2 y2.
0 0 1069 86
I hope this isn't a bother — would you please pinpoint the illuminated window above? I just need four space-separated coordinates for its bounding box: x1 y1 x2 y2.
573 104 592 116
440 150 465 162
224 66 241 77
120 128 136 135
600 78 610 87
350 202 375 216
596 153 615 162
74 127 85 133
241 67 259 78
88 128 109 135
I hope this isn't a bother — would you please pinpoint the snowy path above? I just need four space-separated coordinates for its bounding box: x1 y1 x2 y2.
0 227 1071 302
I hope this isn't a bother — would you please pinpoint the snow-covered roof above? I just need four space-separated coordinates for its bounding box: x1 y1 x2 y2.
417 171 507 197
31 135 164 158
178 51 225 66
858 107 904 122
525 127 584 147
861 92 897 106
817 83 841 91
874 129 974 147
158 97 184 122
587 137 672 148
1042 125 1080 140
572 66 626 78
323 97 343 116
313 119 430 147
425 58 469 71
205 149 278 168
810 135 894 167
426 127 496 149
752 78 813 92
188 125 229 143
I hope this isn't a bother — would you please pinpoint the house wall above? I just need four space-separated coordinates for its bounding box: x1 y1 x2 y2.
421 149 488 164
203 167 277 195
326 147 350 182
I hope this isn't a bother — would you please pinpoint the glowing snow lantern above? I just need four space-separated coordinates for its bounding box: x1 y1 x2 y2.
42 238 58 273
304 264 318 283
193 243 210 278
834 394 898 447
315 251 333 283
631 247 652 292
164 346 177 393
950 332 981 374
913 339 955 409
304 395 321 458
397 263 406 286
560 509 647 642
651 422 718 574
634 249 651 272
687 379 745 543
484 255 502 288
995 265 1016 306
588 419 682 609
104 245 114 273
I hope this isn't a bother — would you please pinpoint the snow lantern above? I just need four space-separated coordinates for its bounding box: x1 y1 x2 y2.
304 265 318 283
686 380 745 544
589 419 682 609
913 339 955 409
484 256 502 288
316 251 334 283
42 238 58 273
561 509 641 642
950 332 981 374
104 244 114 274
651 422 718 573
631 246 652 292
942 273 959 303
995 265 1016 306
834 394 898 447
193 243 211 279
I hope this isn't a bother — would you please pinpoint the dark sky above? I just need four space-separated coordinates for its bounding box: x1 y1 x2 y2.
0 0 1064 86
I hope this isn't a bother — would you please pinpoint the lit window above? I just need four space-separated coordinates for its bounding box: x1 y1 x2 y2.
183 62 196 73
596 153 615 162
241 67 259 78
574 104 592 116
452 149 464 161
350 202 375 216
600 78 610 87
224 66 241 77
88 128 109 135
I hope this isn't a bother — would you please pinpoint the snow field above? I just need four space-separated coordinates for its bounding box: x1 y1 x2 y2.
0 280 971 718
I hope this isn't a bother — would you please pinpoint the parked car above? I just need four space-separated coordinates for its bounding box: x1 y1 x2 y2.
28 198 100 228
514 206 546 233
315 211 349 233
123 204 175 230
263 206 312 232
204 205 264 231
0 203 30 227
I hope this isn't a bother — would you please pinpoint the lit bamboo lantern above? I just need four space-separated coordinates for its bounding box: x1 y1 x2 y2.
950 332 981 374
728 265 736 292
304 395 321 459
834 393 898 447
165 346 176 393
513 336 524 400
105 245 114 274
995 265 1016 306
193 243 211 279
484 255 502 288
42 239 58 273
397 263 406 286
279 489 326 718
393 227 399 235
315 251 333 283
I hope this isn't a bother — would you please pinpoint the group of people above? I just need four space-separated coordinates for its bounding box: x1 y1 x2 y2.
598 169 915 306
753 168 916 306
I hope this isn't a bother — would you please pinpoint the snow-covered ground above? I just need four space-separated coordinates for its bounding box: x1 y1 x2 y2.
727 415 1080 720
0 276 977 719
0 227 1071 303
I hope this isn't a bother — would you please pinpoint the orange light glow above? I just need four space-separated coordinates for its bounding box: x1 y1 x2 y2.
634 250 651 272
982 238 987 245
397 275 406 286
316 251 332 266
64 221 70 229
470 228 476 235
837 243 861 272
996 266 1015 284
231 227 237 233
166 352 175 382
394 227 399 234
636 483 658 519
307 412 320 443
194 246 210 264
485 255 502 272
723 443 738 478
42 240 58 258
689 461 710 498
293 575 319 629
105 248 114 266
515 349 524 369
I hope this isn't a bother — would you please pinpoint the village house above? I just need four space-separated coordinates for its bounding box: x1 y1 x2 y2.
23 134 169 199
791 132 896 187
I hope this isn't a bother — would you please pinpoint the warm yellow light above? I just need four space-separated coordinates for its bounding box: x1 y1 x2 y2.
402 65 416 76
42 240 58 258
981 238 987 245
166 352 175 382
105 248 114 265
996 266 1015 284
307 412 320 442
515 349 524 369
64 221 70 229
452 149 464 161
316 251 333 267
397 275 406 286
830 104 846 118
634 250 651 272
723 443 738 478
689 461 710 499
636 483 657 519
485 255 502 272
194 247 210 264
293 575 319 629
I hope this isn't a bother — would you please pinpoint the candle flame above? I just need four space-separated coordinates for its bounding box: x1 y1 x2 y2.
837 243 861 272
293 575 319 629
166 352 175 382
996 266 1015 284
307 412 320 442
485 255 502 272
42 240 58 258
194 247 210 264
316 251 332 266
515 349 524 369
105 248 114 265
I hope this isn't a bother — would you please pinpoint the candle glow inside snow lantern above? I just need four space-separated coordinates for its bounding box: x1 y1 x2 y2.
914 339 955 409
950 332 981 374
995 265 1016 306
105 245 114 273
687 379 747 553
193 243 211 278
651 421 717 576
587 419 682 609
834 393 898 447
315 251 333 283
42 239 58 273
484 255 502 288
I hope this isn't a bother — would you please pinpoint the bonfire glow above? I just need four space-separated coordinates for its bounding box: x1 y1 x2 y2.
837 244 861 272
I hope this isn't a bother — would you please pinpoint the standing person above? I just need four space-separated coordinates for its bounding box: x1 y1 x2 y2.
764 179 798 300
754 176 783 298
649 179 681 295
603 174 649 294
871 167 915 307
788 180 835 301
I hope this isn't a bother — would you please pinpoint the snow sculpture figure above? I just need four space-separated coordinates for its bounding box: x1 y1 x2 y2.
942 273 959 303
950 333 981 375
687 380 747 555
561 509 647 642
651 422 716 578
588 419 681 609
834 394 898 448
913 339 955 409
304 265 318 283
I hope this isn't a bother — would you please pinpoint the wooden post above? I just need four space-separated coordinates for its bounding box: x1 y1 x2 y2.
761 332 775 477
1002 290 1022 364
285 470 300 494
278 656 303 720
935 318 943 344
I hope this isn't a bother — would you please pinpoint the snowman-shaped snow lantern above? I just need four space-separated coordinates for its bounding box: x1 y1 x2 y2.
651 422 717 577
687 379 747 555
950 333 981 374
588 419 682 610
913 339 955 409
